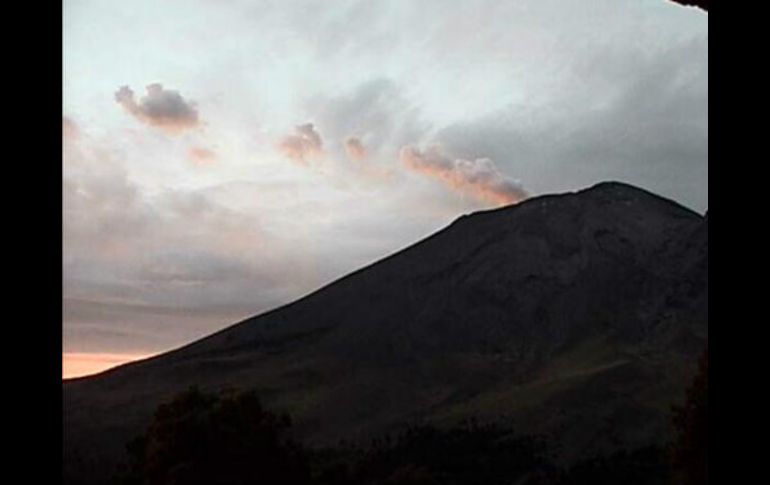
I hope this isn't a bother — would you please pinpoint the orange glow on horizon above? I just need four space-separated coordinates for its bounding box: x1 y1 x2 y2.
63 352 155 379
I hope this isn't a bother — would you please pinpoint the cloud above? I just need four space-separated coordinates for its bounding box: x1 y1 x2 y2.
115 83 200 133
278 123 324 165
310 79 429 160
344 137 367 160
188 146 216 165
64 0 707 358
64 121 441 356
401 145 529 206
63 129 278 312
64 155 294 343
63 117 79 140
434 36 708 211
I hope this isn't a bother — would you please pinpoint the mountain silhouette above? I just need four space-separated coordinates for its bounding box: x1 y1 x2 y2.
63 181 708 482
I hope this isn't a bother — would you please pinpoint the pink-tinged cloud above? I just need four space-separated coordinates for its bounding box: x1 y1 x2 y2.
62 352 155 379
189 146 217 165
115 83 200 134
63 117 79 140
400 145 529 206
279 123 323 165
345 137 367 160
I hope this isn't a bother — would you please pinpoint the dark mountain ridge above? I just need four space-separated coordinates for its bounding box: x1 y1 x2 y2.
64 181 708 482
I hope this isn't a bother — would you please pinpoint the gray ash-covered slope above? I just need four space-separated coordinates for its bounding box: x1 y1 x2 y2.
64 181 708 476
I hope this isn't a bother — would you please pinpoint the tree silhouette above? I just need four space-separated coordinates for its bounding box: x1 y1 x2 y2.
558 446 669 485
124 386 311 485
670 0 708 12
670 348 708 485
344 422 552 485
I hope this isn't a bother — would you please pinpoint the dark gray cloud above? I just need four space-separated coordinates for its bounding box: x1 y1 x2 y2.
436 38 708 212
115 83 200 133
63 297 255 353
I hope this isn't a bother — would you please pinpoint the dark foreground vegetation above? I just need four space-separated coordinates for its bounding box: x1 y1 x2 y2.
65 349 706 485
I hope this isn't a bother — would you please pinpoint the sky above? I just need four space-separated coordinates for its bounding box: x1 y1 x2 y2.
62 0 708 378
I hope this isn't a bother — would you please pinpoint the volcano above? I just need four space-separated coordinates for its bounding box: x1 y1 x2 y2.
63 181 708 482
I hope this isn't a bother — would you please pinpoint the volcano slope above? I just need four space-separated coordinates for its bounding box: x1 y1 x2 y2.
63 181 708 481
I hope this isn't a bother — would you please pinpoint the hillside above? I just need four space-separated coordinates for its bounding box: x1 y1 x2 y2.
63 181 708 482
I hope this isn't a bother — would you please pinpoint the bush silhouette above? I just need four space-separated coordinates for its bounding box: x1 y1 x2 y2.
124 386 311 485
118 381 706 485
558 446 669 485
340 422 552 485
670 348 708 485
